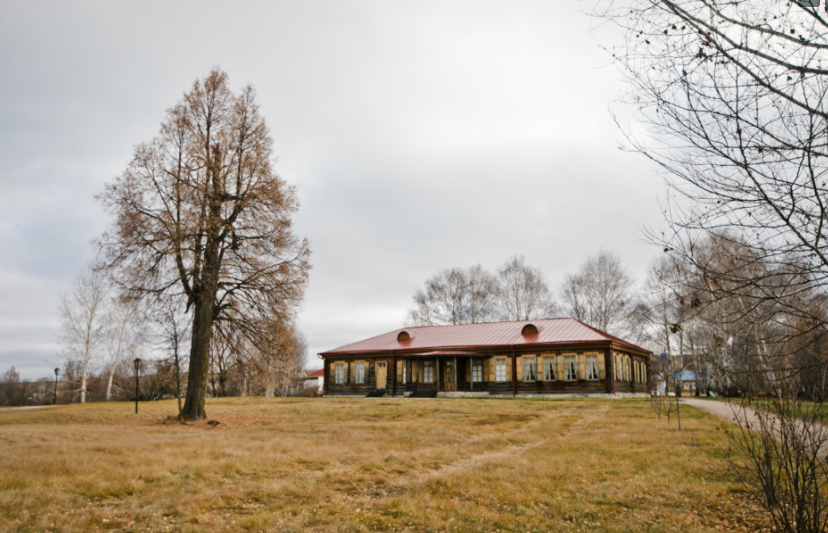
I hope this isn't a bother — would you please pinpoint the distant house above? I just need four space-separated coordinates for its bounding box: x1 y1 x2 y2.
303 368 324 394
674 369 705 396
319 318 651 397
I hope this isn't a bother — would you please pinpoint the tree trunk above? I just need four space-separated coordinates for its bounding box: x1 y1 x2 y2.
174 349 182 415
80 372 87 404
180 296 214 420
105 367 115 401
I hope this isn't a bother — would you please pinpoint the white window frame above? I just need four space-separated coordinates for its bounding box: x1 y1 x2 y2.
471 360 483 383
586 355 599 380
335 363 345 385
495 358 507 382
402 363 407 384
543 357 555 381
355 362 366 384
423 360 434 383
565 356 577 381
523 357 536 381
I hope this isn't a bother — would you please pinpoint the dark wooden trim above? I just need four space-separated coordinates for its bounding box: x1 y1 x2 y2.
606 348 616 394
391 351 396 396
511 348 517 397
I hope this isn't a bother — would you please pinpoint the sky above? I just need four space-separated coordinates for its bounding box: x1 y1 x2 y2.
0 1 664 378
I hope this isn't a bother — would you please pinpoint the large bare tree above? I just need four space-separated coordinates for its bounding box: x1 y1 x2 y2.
99 69 310 419
59 263 108 403
593 0 828 364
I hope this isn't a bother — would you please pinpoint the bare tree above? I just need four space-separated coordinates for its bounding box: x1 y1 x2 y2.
560 250 637 337
152 298 190 413
0 367 22 406
226 317 306 397
102 295 145 401
59 263 108 404
593 0 828 361
496 255 557 321
725 390 828 533
98 69 311 420
408 266 497 326
408 259 553 326
466 265 500 324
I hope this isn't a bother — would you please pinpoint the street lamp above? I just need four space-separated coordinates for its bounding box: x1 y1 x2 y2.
133 358 141 414
53 368 59 405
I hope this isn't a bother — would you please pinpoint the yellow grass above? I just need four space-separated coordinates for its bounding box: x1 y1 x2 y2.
0 398 770 532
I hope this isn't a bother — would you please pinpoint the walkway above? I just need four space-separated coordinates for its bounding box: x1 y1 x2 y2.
682 397 828 459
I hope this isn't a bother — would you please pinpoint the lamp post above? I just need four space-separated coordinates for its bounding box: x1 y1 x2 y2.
134 358 141 414
53 368 59 405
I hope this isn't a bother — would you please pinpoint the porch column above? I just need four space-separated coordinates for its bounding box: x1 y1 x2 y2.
391 353 397 397
606 349 616 394
646 358 651 395
512 350 517 397
454 357 458 392
436 358 441 392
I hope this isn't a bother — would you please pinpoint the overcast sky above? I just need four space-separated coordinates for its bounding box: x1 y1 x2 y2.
0 1 664 378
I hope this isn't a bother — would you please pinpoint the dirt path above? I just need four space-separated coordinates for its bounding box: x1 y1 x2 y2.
0 405 56 415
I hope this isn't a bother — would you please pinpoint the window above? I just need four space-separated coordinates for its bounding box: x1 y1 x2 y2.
543 357 555 381
355 362 366 384
495 358 507 382
472 360 483 382
402 363 407 384
335 363 345 385
586 356 599 380
523 357 536 381
423 361 434 383
565 356 577 380
626 359 631 382
683 382 690 390
615 355 621 381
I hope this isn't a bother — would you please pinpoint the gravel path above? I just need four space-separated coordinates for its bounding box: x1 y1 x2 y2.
682 397 828 458
681 397 759 425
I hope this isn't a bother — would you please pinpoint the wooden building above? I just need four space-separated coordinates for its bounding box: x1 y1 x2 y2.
319 318 651 397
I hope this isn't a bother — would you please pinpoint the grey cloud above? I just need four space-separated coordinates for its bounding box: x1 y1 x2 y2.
0 1 665 377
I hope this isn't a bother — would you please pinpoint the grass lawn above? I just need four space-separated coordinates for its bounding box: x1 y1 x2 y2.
0 397 770 532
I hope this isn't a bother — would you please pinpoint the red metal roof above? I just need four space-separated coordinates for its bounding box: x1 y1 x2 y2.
320 318 649 356
306 368 325 378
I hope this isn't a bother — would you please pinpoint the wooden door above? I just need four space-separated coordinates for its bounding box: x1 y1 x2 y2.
376 361 387 390
444 360 455 391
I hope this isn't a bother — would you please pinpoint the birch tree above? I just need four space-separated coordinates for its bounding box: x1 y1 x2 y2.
59 263 108 403
496 255 557 321
102 295 145 401
560 251 637 336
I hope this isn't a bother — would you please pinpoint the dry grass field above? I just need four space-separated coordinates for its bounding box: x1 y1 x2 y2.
0 397 770 533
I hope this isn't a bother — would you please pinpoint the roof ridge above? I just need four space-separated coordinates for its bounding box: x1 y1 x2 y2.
398 317 570 330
